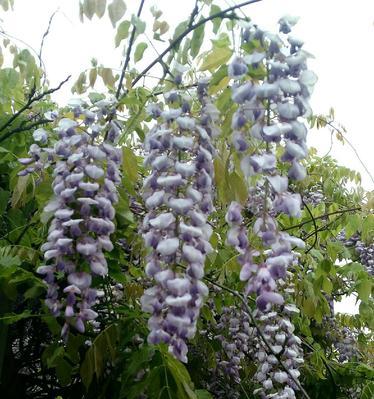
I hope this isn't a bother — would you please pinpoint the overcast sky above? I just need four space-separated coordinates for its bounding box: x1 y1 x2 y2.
2 0 373 313
2 0 373 191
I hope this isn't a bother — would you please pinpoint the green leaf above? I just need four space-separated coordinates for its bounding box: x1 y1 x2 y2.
134 42 148 62
164 352 197 399
73 71 87 94
303 297 316 317
173 20 188 40
131 15 146 35
0 311 32 324
190 19 204 58
95 0 106 18
108 0 126 27
80 324 118 388
99 67 116 87
89 92 106 103
83 0 96 19
229 171 247 204
0 189 10 214
11 175 29 208
55 358 72 386
345 213 361 238
115 20 131 47
322 277 333 295
89 68 97 87
200 47 232 72
122 346 154 383
47 345 65 368
320 259 332 274
361 382 374 399
210 5 222 33
196 390 213 399
122 147 138 183
356 278 372 303
362 214 374 242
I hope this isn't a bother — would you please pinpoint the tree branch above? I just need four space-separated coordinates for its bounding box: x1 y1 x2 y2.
0 119 51 144
282 207 361 232
129 0 263 90
0 75 71 142
301 197 319 254
115 0 147 99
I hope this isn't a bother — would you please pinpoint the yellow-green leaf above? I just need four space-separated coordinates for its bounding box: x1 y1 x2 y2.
89 68 97 87
108 0 126 27
122 147 138 183
200 46 232 72
134 42 147 62
95 0 106 18
99 67 116 88
11 175 29 208
83 0 96 19
115 20 130 47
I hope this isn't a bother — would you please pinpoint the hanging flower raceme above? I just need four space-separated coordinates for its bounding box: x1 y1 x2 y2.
140 79 218 363
214 303 255 383
19 98 122 337
225 16 317 398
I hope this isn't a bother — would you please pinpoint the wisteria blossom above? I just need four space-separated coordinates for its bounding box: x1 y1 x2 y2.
19 98 122 337
140 76 218 362
225 16 317 398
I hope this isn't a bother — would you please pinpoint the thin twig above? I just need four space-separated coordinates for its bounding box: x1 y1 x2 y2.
129 0 263 90
282 207 361 232
302 213 345 242
188 0 199 28
116 0 146 99
300 197 318 254
316 116 374 185
39 9 58 69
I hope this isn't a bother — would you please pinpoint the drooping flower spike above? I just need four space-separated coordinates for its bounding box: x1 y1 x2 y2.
226 16 317 398
19 98 122 338
141 75 218 363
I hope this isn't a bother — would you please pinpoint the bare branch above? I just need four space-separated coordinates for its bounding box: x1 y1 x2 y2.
116 0 147 99
282 207 361 232
299 195 319 254
39 9 59 69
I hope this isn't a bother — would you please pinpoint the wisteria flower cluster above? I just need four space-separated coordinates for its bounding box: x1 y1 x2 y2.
201 300 254 398
19 98 122 337
253 309 304 399
140 78 218 362
213 303 254 382
225 15 317 398
338 231 374 276
323 295 360 363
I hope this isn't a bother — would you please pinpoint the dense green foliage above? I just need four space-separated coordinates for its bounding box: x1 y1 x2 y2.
0 1 372 398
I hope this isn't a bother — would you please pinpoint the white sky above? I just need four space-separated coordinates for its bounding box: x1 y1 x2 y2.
2 0 374 191
2 0 373 314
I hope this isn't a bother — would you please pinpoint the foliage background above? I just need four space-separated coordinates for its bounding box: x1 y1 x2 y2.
0 1 373 398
